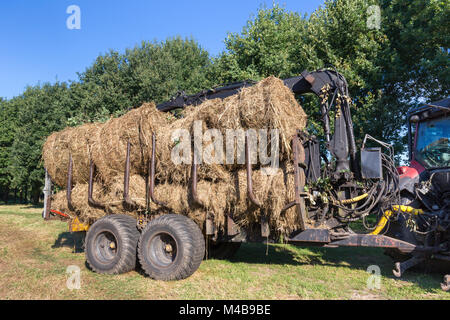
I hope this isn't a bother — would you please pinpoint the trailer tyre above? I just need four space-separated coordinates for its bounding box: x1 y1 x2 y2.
138 214 205 281
85 215 139 274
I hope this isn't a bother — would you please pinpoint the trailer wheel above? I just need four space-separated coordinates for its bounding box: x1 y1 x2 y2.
85 215 139 274
207 241 241 260
138 214 205 281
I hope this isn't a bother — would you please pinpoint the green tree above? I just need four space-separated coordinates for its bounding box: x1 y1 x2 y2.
380 0 449 101
210 5 310 83
9 83 75 204
123 37 213 106
0 98 18 203
209 1 449 158
70 37 213 124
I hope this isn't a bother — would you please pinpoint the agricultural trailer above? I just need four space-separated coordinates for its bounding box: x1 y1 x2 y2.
42 69 450 290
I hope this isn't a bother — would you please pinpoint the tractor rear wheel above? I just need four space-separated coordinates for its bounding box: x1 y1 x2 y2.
138 214 205 281
85 215 140 274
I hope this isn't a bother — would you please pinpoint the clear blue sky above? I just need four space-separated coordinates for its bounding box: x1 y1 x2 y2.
0 0 323 100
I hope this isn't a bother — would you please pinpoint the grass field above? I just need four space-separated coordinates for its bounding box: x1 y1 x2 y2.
0 204 448 300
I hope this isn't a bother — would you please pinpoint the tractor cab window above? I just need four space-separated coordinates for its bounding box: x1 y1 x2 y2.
415 117 450 169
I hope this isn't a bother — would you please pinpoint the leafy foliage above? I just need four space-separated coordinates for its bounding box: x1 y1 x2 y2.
210 0 448 159
8 83 75 203
69 37 213 124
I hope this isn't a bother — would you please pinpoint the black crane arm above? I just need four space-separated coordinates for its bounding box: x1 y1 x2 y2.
156 69 348 112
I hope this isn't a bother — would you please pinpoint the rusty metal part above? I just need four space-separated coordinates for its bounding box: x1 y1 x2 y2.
288 228 421 254
329 234 419 254
67 154 74 211
305 74 316 85
123 141 136 208
227 215 240 236
51 209 70 219
205 213 215 236
88 159 106 209
441 275 450 292
393 256 426 278
245 135 262 207
288 229 331 243
292 134 307 231
147 133 166 207
261 216 270 237
281 201 296 214
190 162 204 206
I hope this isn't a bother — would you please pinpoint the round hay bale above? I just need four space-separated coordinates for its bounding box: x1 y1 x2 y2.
91 103 171 182
238 76 307 158
50 190 70 216
43 128 72 187
43 123 102 187
102 174 234 231
70 183 108 224
231 164 301 237
154 109 232 185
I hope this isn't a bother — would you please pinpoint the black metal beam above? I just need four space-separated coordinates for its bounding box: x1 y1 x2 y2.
288 228 423 254
156 69 347 112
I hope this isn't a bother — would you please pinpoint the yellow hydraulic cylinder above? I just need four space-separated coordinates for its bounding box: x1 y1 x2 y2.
69 217 90 232
333 193 369 205
370 205 424 235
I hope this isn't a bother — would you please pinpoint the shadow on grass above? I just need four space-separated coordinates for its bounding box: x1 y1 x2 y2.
50 231 447 293
21 204 44 209
231 243 447 293
52 231 85 253
231 243 387 269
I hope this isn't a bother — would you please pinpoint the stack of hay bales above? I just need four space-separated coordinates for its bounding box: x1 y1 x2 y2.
45 76 308 239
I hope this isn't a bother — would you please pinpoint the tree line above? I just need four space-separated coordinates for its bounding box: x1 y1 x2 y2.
0 0 448 204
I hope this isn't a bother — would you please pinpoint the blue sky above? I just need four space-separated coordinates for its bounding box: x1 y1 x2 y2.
0 0 323 99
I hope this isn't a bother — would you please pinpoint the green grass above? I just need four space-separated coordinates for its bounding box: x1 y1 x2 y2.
0 204 448 300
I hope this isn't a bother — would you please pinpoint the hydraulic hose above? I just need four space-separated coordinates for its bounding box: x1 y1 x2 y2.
332 193 369 205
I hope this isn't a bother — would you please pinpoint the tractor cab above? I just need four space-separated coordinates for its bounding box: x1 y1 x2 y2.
398 98 450 196
409 97 450 172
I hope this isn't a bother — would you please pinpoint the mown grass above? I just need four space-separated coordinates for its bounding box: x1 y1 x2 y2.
0 204 448 300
